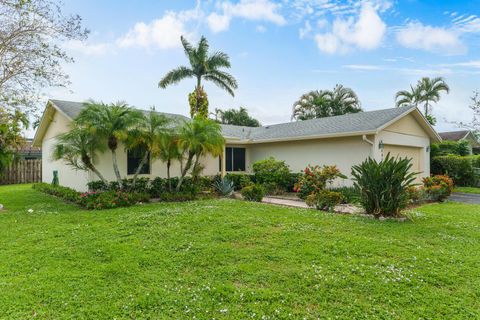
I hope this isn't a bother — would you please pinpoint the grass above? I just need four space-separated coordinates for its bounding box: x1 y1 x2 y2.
454 186 480 194
0 184 479 319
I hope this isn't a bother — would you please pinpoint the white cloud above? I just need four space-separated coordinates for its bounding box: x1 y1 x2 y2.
207 0 286 33
299 21 312 39
117 10 198 49
256 25 267 33
396 22 464 54
314 3 386 54
64 40 110 56
343 64 383 70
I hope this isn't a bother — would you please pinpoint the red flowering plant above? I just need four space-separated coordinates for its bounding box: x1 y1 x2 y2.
422 175 454 202
79 191 148 210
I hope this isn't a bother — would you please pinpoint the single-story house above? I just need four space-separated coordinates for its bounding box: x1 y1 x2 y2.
19 139 42 160
438 130 480 154
33 100 441 191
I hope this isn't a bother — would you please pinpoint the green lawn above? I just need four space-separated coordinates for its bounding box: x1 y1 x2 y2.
0 185 479 319
454 186 480 194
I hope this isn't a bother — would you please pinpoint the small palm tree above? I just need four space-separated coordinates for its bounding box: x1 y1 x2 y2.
176 117 225 191
52 125 107 183
395 85 422 108
76 101 143 187
159 36 238 117
126 109 170 188
158 131 181 192
291 85 362 121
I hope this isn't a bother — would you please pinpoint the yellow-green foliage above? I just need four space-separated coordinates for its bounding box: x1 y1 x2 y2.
189 86 209 118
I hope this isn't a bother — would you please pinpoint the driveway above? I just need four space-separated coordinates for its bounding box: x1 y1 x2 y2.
448 192 480 204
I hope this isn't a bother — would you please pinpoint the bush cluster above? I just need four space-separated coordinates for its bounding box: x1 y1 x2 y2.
241 184 265 202
431 155 477 186
252 157 291 195
32 183 148 210
422 175 454 202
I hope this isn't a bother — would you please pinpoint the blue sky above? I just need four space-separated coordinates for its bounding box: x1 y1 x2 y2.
49 0 480 133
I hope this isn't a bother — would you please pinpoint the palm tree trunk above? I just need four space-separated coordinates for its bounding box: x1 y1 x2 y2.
166 159 172 192
86 162 108 184
176 152 194 192
424 100 429 117
195 76 201 117
132 151 149 189
111 148 123 188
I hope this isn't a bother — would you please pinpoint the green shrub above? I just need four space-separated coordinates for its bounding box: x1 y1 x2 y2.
351 154 417 218
306 190 343 211
241 184 265 202
79 191 145 210
157 192 196 202
329 186 361 204
287 173 303 192
430 140 471 158
431 155 475 186
422 175 454 202
225 173 253 190
32 183 81 203
252 157 291 194
87 180 109 192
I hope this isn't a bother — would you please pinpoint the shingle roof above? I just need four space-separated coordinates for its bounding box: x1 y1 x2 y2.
438 130 469 141
50 99 190 123
49 99 417 142
222 105 416 141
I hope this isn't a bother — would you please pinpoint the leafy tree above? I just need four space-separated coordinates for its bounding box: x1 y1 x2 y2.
159 36 238 117
52 125 107 183
292 85 362 121
75 101 143 187
457 91 480 136
176 118 225 191
0 108 28 175
396 77 450 125
213 107 261 127
430 140 471 158
0 0 88 115
125 109 169 188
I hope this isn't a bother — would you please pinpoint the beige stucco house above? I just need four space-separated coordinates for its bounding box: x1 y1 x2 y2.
33 100 441 191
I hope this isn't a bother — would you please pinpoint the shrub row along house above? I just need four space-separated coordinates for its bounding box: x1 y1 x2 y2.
33 100 441 191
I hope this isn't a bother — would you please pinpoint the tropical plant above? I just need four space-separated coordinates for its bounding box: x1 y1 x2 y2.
306 190 343 211
158 131 182 192
0 108 28 175
125 109 169 188
75 101 143 187
176 117 225 191
422 175 454 202
351 154 418 218
292 85 362 121
395 77 450 125
52 125 107 183
294 165 346 200
188 86 209 118
159 36 238 118
213 177 235 196
213 107 261 127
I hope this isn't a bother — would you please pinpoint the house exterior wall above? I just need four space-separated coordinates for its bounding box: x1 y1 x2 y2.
375 113 431 182
41 110 91 191
247 136 374 187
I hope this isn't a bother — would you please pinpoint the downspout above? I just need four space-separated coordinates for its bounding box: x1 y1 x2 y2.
362 135 374 157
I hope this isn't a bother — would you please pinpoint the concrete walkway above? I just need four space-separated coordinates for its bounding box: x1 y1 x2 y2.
448 192 480 204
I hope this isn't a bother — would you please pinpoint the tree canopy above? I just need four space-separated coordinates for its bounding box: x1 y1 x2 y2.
213 107 261 127
292 85 362 121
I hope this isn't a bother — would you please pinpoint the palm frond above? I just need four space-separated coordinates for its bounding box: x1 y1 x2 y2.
158 66 195 88
203 74 236 96
207 51 231 69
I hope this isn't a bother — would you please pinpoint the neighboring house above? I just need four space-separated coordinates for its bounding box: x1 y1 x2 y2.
19 139 42 160
33 100 441 191
438 130 480 154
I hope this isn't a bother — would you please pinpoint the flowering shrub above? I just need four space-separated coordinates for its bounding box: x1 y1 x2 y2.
294 165 346 200
252 157 291 194
422 175 454 202
79 191 148 210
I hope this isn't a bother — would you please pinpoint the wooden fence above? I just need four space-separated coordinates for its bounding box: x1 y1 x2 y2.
0 159 42 185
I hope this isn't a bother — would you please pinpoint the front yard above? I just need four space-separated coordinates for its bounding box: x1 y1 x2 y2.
0 184 479 319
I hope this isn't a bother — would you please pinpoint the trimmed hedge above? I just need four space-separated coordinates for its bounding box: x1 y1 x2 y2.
431 155 479 186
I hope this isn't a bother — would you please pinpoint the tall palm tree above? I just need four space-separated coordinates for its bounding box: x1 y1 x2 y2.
176 117 225 191
291 85 362 121
75 101 143 187
125 109 169 188
395 77 450 118
395 85 422 108
52 125 107 183
158 131 181 192
418 77 450 117
158 36 238 117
